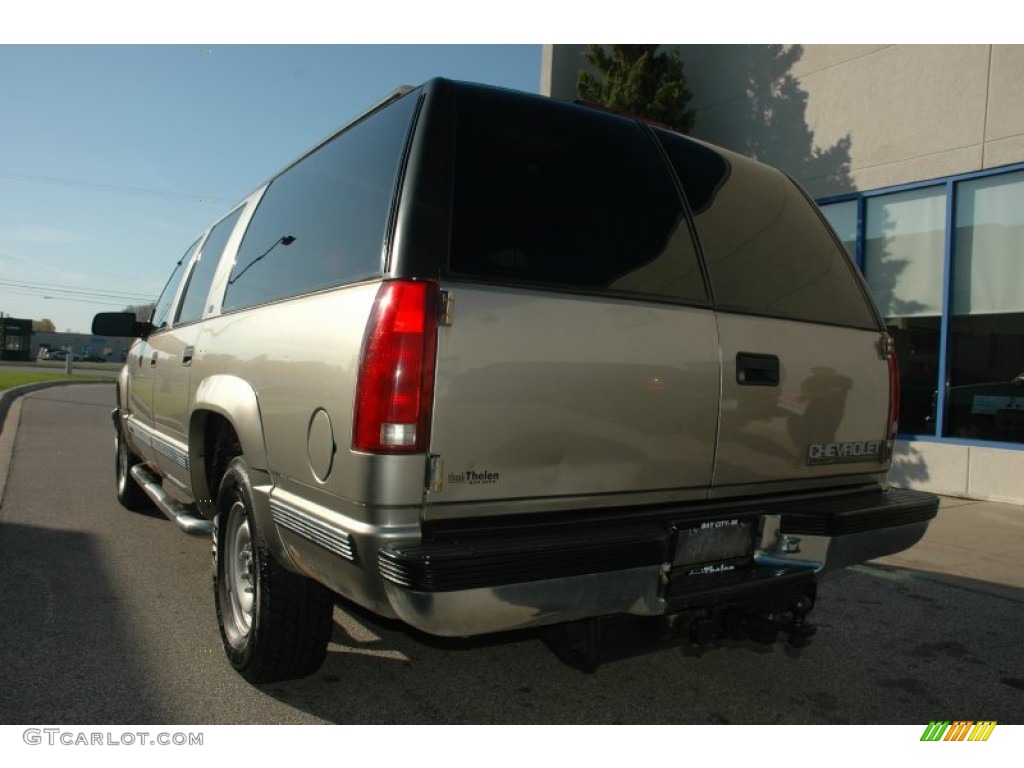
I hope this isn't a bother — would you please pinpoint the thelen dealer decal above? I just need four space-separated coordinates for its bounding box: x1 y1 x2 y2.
447 469 500 486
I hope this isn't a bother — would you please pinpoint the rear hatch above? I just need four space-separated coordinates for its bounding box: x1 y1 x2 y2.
714 312 890 491
652 130 892 492
421 83 720 511
403 82 891 515
427 286 720 506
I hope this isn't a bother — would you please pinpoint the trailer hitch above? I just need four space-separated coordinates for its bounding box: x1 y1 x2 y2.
540 593 817 672
740 594 817 648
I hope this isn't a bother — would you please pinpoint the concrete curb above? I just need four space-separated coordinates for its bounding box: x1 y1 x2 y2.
0 379 115 436
0 381 115 509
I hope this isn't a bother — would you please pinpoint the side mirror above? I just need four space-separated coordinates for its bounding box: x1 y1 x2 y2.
92 312 152 339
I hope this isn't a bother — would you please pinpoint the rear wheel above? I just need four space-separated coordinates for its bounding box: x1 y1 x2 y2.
214 456 334 683
115 422 150 511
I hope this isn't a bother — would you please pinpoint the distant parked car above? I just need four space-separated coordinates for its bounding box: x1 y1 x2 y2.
45 350 68 361
82 355 107 363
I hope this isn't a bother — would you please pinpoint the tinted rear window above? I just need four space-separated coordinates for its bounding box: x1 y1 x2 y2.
223 91 418 312
656 129 878 329
449 86 707 304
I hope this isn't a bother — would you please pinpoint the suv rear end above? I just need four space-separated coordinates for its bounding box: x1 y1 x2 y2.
361 81 936 647
99 78 938 681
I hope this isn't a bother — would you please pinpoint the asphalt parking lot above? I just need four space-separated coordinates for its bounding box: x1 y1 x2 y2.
1 384 1021 724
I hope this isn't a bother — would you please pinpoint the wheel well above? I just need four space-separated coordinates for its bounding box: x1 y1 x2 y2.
199 413 242 515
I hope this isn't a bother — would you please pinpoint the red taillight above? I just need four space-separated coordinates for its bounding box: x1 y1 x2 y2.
352 280 438 453
887 345 900 439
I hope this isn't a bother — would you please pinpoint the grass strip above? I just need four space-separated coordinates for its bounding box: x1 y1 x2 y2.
0 371 111 393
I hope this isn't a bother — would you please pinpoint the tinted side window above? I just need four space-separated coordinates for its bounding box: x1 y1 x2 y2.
177 207 243 324
656 130 878 329
222 92 418 312
151 239 199 332
449 87 707 304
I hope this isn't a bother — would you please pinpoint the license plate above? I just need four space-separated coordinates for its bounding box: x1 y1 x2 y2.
672 518 755 569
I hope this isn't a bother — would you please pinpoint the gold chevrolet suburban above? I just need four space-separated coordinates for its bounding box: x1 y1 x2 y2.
93 79 939 682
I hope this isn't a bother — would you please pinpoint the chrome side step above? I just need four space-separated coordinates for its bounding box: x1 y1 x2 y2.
130 464 213 536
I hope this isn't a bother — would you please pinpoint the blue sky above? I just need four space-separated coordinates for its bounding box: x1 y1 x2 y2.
0 45 541 332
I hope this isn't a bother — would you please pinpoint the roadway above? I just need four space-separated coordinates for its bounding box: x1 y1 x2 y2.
0 384 1021 724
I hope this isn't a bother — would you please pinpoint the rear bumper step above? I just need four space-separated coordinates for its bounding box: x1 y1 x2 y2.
381 487 938 593
376 487 938 636
777 487 939 535
130 464 213 535
379 526 665 592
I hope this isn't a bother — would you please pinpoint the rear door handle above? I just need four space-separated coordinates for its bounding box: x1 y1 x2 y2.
182 346 194 367
150 351 158 367
736 352 779 386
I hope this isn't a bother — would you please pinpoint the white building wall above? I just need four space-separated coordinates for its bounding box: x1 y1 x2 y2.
892 439 1024 505
543 45 1024 197
679 44 1024 197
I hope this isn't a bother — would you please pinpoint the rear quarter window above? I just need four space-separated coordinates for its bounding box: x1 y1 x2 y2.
656 129 878 329
176 207 242 324
222 91 419 312
150 239 199 332
448 86 707 305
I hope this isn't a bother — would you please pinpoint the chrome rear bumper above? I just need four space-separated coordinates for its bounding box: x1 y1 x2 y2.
375 488 938 636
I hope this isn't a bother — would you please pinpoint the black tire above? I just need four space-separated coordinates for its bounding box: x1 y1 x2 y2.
115 421 150 511
213 456 334 683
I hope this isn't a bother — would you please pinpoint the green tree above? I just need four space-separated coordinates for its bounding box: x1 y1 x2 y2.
577 45 696 133
122 303 156 321
32 318 56 332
